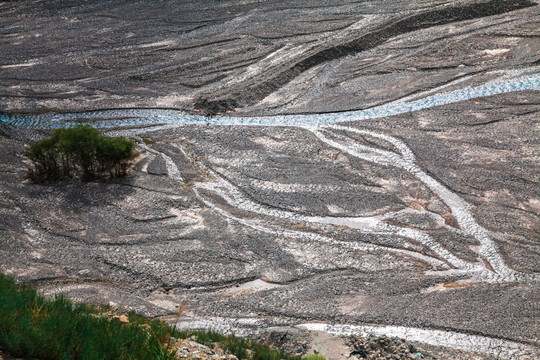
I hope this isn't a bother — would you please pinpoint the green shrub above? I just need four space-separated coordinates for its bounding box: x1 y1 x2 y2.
25 125 135 182
142 137 156 145
302 354 326 360
0 274 326 360
0 273 176 360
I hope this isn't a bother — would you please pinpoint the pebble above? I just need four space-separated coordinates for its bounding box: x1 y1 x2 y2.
172 339 238 360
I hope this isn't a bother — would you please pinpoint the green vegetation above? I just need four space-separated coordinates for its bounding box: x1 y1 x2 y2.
24 125 135 182
182 178 194 187
0 274 324 360
0 273 175 360
142 137 156 145
301 355 326 360
171 329 304 360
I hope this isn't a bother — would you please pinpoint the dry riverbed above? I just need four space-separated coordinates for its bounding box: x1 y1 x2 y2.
1 0 539 359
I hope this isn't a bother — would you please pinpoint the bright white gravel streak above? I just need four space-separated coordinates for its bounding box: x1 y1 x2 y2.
4 68 535 282
194 167 470 270
298 323 540 360
3 68 539 356
100 79 540 360
309 125 524 281
164 313 540 359
149 144 450 269
170 315 265 337
138 143 183 182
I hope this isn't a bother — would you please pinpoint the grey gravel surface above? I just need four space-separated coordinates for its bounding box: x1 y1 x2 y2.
0 1 539 359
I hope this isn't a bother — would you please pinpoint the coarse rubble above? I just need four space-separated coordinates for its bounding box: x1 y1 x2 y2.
347 335 431 360
171 338 238 360
257 327 312 355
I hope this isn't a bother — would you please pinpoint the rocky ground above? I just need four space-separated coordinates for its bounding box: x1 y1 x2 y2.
1 0 539 359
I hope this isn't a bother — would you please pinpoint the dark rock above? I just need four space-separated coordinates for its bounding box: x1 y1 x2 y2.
146 157 168 176
256 327 312 355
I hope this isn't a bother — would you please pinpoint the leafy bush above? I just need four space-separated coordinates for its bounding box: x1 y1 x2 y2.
25 125 135 182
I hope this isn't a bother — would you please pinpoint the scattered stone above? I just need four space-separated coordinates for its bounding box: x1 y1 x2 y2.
112 315 129 323
147 157 168 176
108 301 118 310
347 335 431 360
256 327 312 355
172 339 238 360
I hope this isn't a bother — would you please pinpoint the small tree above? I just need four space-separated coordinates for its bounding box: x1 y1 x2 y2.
25 125 135 182
59 125 102 177
25 136 62 181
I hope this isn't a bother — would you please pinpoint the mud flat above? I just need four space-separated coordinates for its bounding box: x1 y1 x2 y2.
1 1 539 359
